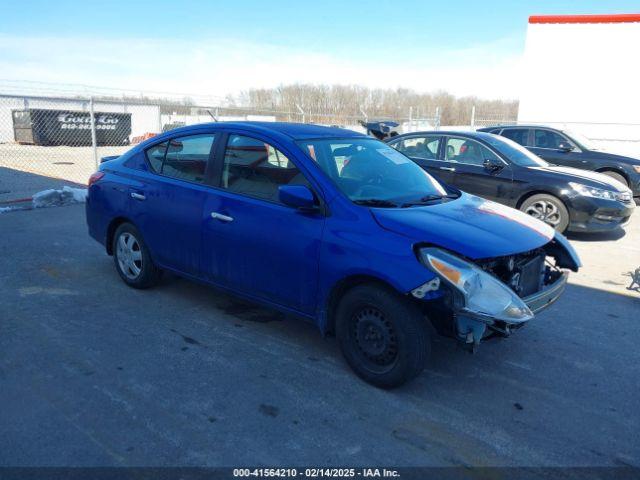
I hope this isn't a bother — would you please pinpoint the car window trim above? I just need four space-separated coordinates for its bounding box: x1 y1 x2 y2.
443 135 509 168
532 128 582 153
499 127 533 148
212 130 327 212
141 132 220 187
389 134 442 160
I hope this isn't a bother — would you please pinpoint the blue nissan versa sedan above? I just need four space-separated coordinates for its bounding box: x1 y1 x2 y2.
86 122 581 388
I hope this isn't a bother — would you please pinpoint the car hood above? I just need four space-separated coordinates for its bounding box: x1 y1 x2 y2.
529 165 629 191
371 193 555 259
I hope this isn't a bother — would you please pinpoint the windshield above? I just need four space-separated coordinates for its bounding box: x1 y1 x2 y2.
482 134 549 167
297 138 449 206
564 130 597 150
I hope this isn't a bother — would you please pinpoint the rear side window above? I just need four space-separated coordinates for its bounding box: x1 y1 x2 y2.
501 128 530 146
145 134 215 183
146 142 167 172
222 134 307 203
392 136 439 159
534 129 574 150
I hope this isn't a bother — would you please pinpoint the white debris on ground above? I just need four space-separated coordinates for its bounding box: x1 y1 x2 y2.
32 186 88 209
0 206 12 214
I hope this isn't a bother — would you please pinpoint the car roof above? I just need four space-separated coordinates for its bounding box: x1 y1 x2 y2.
477 125 562 131
391 130 497 140
153 121 367 141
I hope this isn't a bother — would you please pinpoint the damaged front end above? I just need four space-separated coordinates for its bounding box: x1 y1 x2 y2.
413 232 580 351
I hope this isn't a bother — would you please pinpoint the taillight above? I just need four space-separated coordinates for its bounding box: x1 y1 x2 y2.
88 172 105 187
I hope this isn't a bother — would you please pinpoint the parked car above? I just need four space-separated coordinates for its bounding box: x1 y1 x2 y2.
386 131 635 233
86 122 580 388
477 125 640 199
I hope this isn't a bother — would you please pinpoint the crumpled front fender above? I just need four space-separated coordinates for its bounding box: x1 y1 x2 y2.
546 231 582 272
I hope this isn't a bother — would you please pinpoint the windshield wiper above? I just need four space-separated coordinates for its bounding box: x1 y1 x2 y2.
401 193 459 207
353 198 399 208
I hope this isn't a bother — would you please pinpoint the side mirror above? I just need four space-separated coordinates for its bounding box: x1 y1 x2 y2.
279 185 317 211
483 159 503 172
558 142 574 152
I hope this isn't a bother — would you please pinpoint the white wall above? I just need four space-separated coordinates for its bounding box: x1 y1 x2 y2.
518 20 640 142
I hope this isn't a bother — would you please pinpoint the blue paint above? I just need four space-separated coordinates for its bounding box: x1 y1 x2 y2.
86 122 576 333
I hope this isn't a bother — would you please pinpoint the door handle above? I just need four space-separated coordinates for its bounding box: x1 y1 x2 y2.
439 167 455 172
210 212 234 222
130 192 146 200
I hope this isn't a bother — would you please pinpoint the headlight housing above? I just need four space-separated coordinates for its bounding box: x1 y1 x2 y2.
418 247 533 324
569 182 630 202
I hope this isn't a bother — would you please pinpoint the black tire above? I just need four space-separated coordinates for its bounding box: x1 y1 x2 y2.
600 170 628 188
520 193 570 233
112 223 161 289
335 284 430 389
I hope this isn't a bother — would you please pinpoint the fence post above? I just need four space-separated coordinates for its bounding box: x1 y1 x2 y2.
470 105 476 129
89 96 98 169
359 107 368 124
435 107 441 130
296 103 305 123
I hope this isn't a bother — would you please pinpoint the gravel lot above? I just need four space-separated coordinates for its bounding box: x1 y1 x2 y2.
0 204 638 468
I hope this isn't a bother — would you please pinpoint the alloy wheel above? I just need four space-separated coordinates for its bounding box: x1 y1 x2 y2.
116 232 143 280
525 200 562 227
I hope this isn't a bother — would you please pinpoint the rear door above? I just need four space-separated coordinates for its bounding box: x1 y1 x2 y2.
201 131 325 314
389 135 453 183
128 132 217 276
443 136 513 202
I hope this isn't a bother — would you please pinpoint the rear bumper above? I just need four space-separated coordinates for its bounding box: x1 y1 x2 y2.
523 271 568 314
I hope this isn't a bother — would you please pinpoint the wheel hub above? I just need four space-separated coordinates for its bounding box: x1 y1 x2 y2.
525 200 561 227
352 307 397 366
116 232 143 280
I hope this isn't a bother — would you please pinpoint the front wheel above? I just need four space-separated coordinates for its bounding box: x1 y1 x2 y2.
520 194 570 233
112 223 161 289
335 284 430 389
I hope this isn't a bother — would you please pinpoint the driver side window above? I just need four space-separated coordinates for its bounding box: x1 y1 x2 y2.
445 137 500 166
534 129 574 150
222 134 308 203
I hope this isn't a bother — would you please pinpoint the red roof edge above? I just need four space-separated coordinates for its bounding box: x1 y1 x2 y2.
529 13 640 24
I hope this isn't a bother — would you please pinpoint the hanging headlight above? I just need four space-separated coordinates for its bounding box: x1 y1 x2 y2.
417 247 534 324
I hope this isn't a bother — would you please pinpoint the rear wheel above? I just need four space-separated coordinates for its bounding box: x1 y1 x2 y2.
335 284 430 389
520 194 570 233
600 170 628 188
112 223 161 288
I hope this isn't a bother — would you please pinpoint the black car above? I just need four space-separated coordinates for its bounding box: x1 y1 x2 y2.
386 131 635 233
477 125 640 199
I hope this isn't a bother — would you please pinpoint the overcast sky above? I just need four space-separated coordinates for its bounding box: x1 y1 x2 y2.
1 0 639 100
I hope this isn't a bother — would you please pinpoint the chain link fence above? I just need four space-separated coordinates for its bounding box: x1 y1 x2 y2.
4 88 637 205
0 92 442 202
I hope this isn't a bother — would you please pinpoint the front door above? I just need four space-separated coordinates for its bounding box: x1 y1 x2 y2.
529 129 585 168
202 132 325 314
443 136 513 202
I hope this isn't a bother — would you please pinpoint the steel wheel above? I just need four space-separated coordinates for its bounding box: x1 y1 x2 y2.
350 306 399 373
525 200 562 227
116 232 143 280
